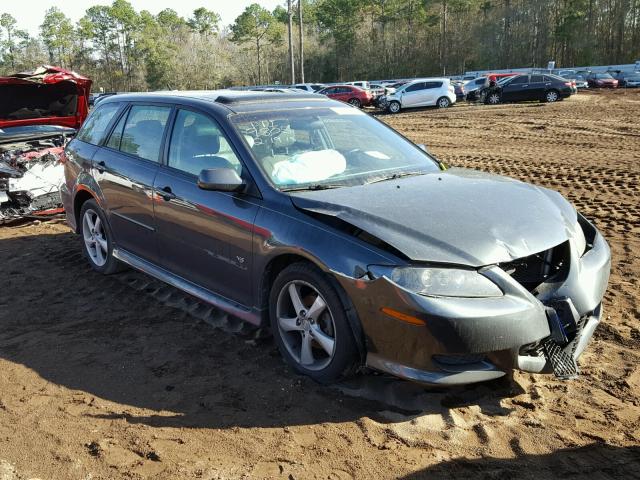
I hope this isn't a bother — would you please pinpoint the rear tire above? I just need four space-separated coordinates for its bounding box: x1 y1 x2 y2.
269 262 359 384
544 89 559 103
437 96 451 108
388 101 401 114
79 199 123 275
348 98 361 108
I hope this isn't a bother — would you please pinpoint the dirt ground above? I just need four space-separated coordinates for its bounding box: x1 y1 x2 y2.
1 89 639 479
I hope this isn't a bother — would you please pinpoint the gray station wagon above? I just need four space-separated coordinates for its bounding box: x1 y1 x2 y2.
62 91 611 385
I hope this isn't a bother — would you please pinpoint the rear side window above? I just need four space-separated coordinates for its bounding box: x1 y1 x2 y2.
530 75 544 83
76 103 121 145
424 81 443 89
118 105 171 162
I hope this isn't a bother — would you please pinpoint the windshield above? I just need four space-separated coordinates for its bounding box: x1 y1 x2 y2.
230 107 440 191
497 76 514 85
595 73 613 79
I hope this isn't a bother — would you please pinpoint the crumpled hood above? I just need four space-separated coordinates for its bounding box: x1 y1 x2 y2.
290 168 579 266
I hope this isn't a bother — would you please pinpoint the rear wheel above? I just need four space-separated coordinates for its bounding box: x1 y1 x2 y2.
79 199 123 274
545 89 559 103
388 100 401 114
348 98 361 108
269 262 359 383
437 96 451 108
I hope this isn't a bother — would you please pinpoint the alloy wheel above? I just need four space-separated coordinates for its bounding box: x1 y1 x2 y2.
488 93 501 104
438 97 451 108
546 91 559 102
348 98 361 108
82 208 108 267
276 280 336 371
389 101 401 113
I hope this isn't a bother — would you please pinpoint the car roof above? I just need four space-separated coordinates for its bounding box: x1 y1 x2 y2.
405 77 449 83
98 89 329 113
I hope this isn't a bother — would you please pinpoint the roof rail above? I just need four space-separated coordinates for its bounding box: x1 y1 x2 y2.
215 92 321 105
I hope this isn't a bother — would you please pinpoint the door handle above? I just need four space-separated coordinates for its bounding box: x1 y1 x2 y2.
159 186 176 201
96 161 106 173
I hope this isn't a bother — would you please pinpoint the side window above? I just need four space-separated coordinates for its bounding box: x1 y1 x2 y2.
530 75 544 83
76 103 121 145
105 109 128 150
168 109 243 177
510 76 529 85
476 78 485 85
119 105 171 162
405 82 425 92
424 81 443 89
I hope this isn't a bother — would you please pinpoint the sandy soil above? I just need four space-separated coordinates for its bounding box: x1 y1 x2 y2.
0 89 639 479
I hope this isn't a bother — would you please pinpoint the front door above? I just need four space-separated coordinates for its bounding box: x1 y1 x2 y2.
153 108 259 306
501 75 530 102
93 103 173 261
401 82 427 107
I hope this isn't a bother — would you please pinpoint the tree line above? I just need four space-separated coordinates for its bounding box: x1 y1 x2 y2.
1 0 639 92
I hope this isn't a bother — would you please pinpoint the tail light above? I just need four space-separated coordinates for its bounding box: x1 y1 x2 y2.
564 82 572 87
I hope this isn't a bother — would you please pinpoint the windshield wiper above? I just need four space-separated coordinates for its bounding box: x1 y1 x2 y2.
281 183 345 192
364 171 426 185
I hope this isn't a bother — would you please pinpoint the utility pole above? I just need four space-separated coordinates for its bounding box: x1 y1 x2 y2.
298 0 305 83
287 0 295 84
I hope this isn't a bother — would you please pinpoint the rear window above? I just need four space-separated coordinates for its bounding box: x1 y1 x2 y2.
76 103 121 145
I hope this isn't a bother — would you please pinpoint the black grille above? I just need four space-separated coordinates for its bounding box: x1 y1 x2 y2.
499 241 570 293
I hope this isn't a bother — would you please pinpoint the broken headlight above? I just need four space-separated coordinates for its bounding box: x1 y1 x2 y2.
369 266 503 298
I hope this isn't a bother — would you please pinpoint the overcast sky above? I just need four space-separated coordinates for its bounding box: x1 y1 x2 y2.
2 0 284 37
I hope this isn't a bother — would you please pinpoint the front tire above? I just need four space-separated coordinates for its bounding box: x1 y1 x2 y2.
486 92 501 105
269 262 359 384
79 199 122 274
437 96 451 108
388 100 401 114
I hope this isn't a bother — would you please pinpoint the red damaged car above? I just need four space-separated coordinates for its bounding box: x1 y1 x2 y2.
316 85 373 108
0 65 91 222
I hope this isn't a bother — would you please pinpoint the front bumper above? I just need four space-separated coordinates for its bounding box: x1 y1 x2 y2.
336 223 611 385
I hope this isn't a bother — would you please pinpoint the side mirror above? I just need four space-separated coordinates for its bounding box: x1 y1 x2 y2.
197 168 245 192
417 144 429 153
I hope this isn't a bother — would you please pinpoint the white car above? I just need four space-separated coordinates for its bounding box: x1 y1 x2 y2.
385 78 456 113
291 83 325 92
346 81 370 90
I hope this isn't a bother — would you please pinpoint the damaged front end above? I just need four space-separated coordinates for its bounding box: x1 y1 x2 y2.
0 126 75 223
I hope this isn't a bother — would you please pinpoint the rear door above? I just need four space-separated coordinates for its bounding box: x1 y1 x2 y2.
422 81 443 105
528 75 546 99
93 103 172 261
152 107 259 306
